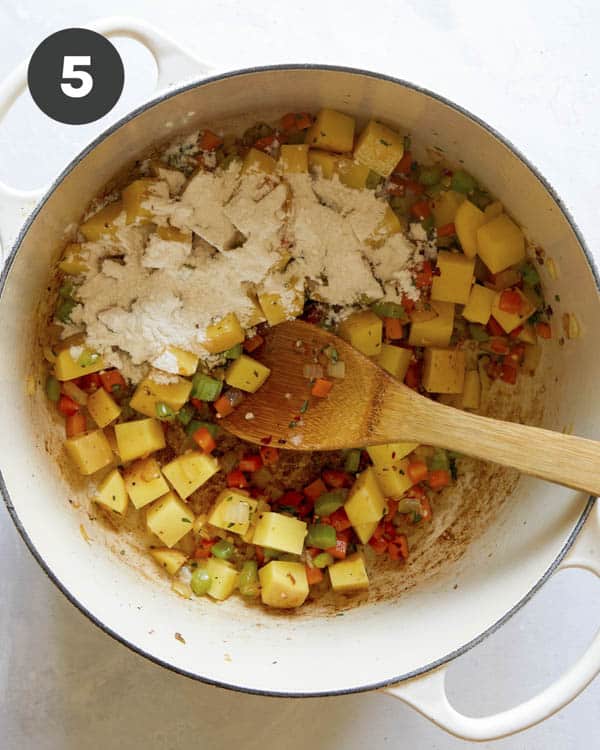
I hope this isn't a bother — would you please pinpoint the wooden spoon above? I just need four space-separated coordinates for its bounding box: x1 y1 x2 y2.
222 320 600 495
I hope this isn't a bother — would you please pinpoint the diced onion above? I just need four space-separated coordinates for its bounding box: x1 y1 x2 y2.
303 363 324 379
222 500 250 526
396 497 423 514
327 360 346 379
62 381 88 405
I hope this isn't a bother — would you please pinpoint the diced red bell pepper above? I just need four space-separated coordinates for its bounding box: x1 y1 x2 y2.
428 469 451 490
254 547 265 565
507 343 526 365
192 427 216 454
437 222 456 237
66 413 86 438
384 499 398 522
322 469 352 488
326 538 347 560
199 129 223 151
393 151 412 175
304 478 327 501
509 325 524 339
329 508 353 532
78 373 102 393
194 539 215 559
397 534 409 559
254 134 278 151
306 564 324 585
490 338 510 355
500 363 518 385
239 454 263 473
281 112 313 131
486 317 505 337
244 334 264 353
407 461 429 484
260 446 279 465
99 369 126 393
404 361 422 390
277 490 304 508
387 541 403 561
410 200 432 221
58 394 80 417
499 289 522 314
414 260 433 289
384 316 404 340
226 469 248 488
369 536 388 554
536 321 552 339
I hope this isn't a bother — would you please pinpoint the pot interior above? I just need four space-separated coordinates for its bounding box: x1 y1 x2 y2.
0 67 597 694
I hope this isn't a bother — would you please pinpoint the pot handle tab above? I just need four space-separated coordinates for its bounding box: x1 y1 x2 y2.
0 17 212 263
384 502 600 741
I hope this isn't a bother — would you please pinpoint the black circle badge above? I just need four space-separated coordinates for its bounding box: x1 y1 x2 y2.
28 28 124 125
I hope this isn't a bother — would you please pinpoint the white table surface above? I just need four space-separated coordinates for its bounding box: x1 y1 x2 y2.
0 1 599 747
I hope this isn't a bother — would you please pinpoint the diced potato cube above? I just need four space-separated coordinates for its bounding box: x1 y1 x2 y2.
462 284 496 325
156 225 191 243
280 144 309 173
258 292 304 326
409 300 455 347
208 489 258 536
205 557 240 600
162 451 219 499
130 377 193 418
122 179 160 224
336 158 371 189
477 214 526 273
124 457 170 509
58 243 88 275
150 547 188 576
305 108 355 153
372 458 414 499
353 120 405 177
454 200 486 258
491 289 535 333
225 354 270 393
79 201 123 241
352 521 379 546
243 297 268 327
461 370 481 410
163 347 199 377
345 467 386 543
328 554 369 593
484 201 503 220
65 430 114 475
146 491 194 548
338 310 383 357
115 419 166 463
95 469 128 514
367 442 418 467
203 312 245 354
431 251 475 305
242 148 276 175
259 561 309 609
375 344 412 380
251 512 307 555
422 348 466 394
369 206 404 246
87 387 121 428
432 190 465 227
54 348 105 381
518 324 537 344
308 149 339 178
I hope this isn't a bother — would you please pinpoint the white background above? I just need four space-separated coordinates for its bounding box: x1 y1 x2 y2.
0 1 599 747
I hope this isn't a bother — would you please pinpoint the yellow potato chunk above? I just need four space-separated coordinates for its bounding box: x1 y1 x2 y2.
251 512 307 555
462 284 496 325
79 201 123 241
328 554 369 593
454 200 486 258
242 147 277 175
203 312 245 354
208 489 258 536
122 179 160 224
422 348 466 394
65 430 114 475
58 243 88 275
432 190 465 228
87 388 121 428
162 451 219 500
205 558 240 600
408 300 455 347
338 310 383 357
54 348 105 381
114 419 166 463
308 149 339 178
461 370 481 410
95 469 128 514
477 214 526 273
375 344 412 380
490 289 535 333
518 324 537 344
372 458 414 499
484 200 503 221
156 225 191 243
258 292 304 326
259 561 309 609
353 120 405 177
146 491 194 548
336 158 371 189
305 108 355 153
280 144 309 173
130 377 193 418
345 467 386 543
243 297 268 327
369 206 404 246
431 251 475 305
225 354 271 393
124 457 170 509
150 547 188 576
165 347 199 377
367 442 418 466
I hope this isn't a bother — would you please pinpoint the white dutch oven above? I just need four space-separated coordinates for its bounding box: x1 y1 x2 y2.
0 18 598 742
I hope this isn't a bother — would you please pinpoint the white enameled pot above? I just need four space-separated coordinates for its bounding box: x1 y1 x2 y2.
0 18 598 742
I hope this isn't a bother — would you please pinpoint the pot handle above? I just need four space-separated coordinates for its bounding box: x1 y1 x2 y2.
384 501 600 741
0 16 212 261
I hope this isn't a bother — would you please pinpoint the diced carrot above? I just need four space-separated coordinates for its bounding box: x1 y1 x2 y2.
192 427 216 454
414 260 433 288
393 151 412 175
385 499 398 522
490 338 510 355
404 361 421 389
226 469 248 488
260 446 279 465
311 378 333 398
281 112 313 131
536 321 552 339
254 547 265 565
329 508 353 532
322 469 352 488
194 539 215 559
304 478 327 501
58 394 79 416
410 200 432 220
78 373 102 393
508 343 526 364
500 363 518 385
407 461 429 484
437 222 456 238
326 538 347 560
384 316 404 340
372 523 385 541
214 394 235 417
509 325 524 339
66 413 86 438
99 369 126 393
387 542 403 561
239 454 263 473
499 289 522 314
486 317 505 337
199 129 223 151
401 294 416 313
244 334 264 353
397 534 409 559
254 134 278 151
277 490 304 508
428 469 451 490
306 565 324 585
369 536 388 554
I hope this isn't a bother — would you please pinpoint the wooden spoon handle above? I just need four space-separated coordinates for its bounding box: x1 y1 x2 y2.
377 392 600 496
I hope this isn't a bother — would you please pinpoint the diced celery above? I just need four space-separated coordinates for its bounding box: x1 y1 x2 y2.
370 301 408 320
306 524 336 550
314 490 347 517
451 170 476 194
191 372 223 402
211 539 234 560
344 449 361 473
45 375 61 402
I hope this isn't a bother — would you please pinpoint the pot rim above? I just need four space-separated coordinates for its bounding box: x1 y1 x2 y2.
0 62 597 698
